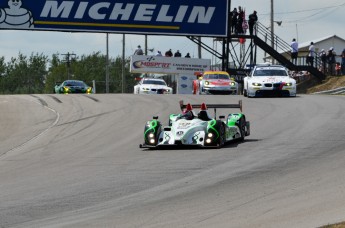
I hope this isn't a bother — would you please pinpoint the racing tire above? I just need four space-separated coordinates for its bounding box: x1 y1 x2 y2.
238 116 246 141
217 123 226 148
243 89 248 97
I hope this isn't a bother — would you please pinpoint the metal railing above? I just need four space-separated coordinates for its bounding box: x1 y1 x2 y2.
256 22 291 56
255 22 323 70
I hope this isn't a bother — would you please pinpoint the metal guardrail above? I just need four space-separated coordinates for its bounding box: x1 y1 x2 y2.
312 87 345 95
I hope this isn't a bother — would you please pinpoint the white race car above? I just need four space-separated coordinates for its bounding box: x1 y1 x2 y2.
243 65 296 97
134 78 173 94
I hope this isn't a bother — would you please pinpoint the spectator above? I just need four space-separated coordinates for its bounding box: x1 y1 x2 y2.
231 8 238 34
341 48 345 75
165 49 173 57
327 47 336 75
155 50 162 56
308 42 315 67
174 50 182 57
319 49 327 73
248 10 258 35
237 6 244 34
335 62 341 76
185 53 191 58
290 38 298 65
134 45 143 55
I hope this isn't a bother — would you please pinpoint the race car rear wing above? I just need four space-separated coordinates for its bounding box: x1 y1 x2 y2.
179 100 243 112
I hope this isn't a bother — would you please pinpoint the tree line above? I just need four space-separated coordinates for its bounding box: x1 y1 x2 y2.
0 52 136 94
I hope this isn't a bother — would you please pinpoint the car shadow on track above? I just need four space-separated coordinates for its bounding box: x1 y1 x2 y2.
221 138 260 149
140 139 261 151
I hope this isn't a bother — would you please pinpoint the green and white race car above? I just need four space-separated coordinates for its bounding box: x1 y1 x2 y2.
54 80 93 94
140 100 250 149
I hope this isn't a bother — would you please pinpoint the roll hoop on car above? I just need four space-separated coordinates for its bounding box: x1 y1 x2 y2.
140 100 250 149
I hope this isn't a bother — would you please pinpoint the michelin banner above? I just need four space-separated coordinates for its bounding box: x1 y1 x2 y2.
0 0 228 37
130 55 211 75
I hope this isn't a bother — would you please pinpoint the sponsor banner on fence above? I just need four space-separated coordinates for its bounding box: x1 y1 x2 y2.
0 0 228 36
178 74 195 94
130 55 211 74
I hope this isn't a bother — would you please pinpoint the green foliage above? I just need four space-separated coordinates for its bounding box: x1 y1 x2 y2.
0 53 48 94
0 57 5 77
0 52 135 94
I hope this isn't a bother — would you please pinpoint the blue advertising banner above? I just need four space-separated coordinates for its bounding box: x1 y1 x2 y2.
0 0 228 37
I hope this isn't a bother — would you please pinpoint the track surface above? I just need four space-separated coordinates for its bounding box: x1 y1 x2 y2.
1 94 345 228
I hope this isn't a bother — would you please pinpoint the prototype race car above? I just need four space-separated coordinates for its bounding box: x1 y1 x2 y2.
140 100 250 149
193 71 238 95
134 78 173 94
243 64 296 97
54 80 93 94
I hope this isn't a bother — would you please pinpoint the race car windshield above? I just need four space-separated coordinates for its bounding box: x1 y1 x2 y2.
142 80 166 85
203 74 230 80
64 81 87 87
178 111 195 120
253 69 288 76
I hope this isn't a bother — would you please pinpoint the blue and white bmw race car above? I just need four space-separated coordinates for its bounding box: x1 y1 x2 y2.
140 100 250 149
243 64 296 97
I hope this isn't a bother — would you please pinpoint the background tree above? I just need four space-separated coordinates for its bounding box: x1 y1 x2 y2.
44 54 69 93
1 52 135 94
0 53 48 94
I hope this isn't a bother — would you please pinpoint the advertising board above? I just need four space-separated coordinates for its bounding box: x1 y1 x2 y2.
0 0 228 37
130 55 211 75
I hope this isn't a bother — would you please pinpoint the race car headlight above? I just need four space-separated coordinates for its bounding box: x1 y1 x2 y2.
86 87 92 93
204 81 209 85
207 133 213 138
149 139 155 144
206 138 212 144
285 82 292 86
229 82 236 86
63 87 70 92
142 88 149 91
148 133 155 138
252 82 262 86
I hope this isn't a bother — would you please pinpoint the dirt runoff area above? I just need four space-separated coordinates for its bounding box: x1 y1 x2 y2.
297 75 345 94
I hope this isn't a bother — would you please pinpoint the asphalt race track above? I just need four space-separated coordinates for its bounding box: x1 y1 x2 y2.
1 94 345 228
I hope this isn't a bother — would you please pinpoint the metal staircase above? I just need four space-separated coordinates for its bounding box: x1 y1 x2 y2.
253 22 325 81
187 22 326 81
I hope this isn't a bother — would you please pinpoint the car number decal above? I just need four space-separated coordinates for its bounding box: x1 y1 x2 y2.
164 132 170 141
178 122 191 129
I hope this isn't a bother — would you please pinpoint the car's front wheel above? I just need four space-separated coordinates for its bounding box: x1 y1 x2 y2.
218 124 226 148
238 116 246 141
243 89 248 97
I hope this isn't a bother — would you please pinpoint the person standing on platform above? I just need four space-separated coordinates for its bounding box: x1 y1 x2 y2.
248 10 258 36
308 42 315 67
290 38 298 65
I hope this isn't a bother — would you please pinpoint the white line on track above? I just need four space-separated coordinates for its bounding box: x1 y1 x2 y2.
2 98 60 156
